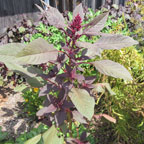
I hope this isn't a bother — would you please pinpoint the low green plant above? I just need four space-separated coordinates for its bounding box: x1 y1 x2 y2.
0 124 49 144
0 127 8 143
22 88 44 117
31 23 65 50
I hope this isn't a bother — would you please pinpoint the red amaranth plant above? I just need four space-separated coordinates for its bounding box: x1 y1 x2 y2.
0 2 138 144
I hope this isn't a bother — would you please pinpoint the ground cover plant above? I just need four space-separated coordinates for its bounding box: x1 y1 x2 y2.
0 2 139 144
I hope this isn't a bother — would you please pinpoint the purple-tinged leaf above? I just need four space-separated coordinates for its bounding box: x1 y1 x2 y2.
55 73 67 84
92 83 115 95
80 132 90 143
36 104 57 117
82 77 96 89
62 82 73 92
70 69 85 83
76 74 85 84
77 67 84 72
76 35 138 58
94 114 116 123
92 60 133 81
55 110 67 126
41 116 53 127
85 77 96 84
76 41 102 57
63 100 74 108
83 12 109 35
67 138 85 144
35 4 44 13
92 35 138 50
71 68 77 79
45 6 67 29
39 84 53 97
57 53 66 63
57 88 66 102
73 3 84 21
67 138 90 144
16 38 58 65
102 114 116 123
0 43 26 63
72 110 87 124
69 88 95 120
80 132 87 141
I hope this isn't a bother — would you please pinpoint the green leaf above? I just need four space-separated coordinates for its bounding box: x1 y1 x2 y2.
16 38 58 65
0 77 3 86
19 26 26 33
69 88 95 120
24 134 41 144
14 84 28 92
92 60 133 81
42 125 63 144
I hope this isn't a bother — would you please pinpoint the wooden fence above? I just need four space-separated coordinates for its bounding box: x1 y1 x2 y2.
49 0 126 12
0 0 126 36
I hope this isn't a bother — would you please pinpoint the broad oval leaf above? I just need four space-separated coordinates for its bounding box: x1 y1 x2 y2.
42 125 63 144
73 3 84 21
24 134 41 144
92 60 133 81
93 35 138 50
76 35 138 58
5 62 45 87
16 38 58 65
83 12 108 35
69 88 95 120
46 6 66 29
0 43 26 63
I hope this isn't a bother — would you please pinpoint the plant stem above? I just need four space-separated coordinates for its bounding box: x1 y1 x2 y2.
67 110 72 137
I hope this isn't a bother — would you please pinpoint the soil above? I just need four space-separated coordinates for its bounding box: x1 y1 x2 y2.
0 86 37 139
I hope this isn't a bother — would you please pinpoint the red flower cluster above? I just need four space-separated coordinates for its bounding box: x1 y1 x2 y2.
70 14 82 34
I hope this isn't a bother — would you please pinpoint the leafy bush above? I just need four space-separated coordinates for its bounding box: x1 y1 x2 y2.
83 3 144 143
0 2 138 144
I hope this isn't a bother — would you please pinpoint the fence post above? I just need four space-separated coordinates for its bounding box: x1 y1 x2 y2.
113 0 119 5
83 0 88 7
73 0 77 9
102 0 106 5
62 0 66 11
91 0 96 10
